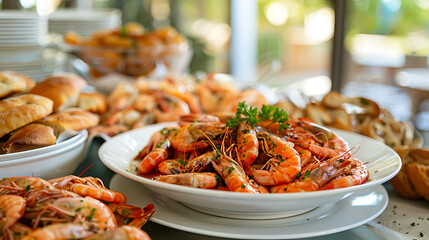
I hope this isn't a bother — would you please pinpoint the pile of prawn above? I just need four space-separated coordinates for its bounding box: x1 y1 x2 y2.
0 175 154 240
132 114 369 193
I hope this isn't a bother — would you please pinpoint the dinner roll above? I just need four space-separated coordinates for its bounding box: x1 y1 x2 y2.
405 149 429 201
0 71 36 99
38 108 100 136
0 94 53 138
77 92 108 115
29 73 87 112
2 123 56 154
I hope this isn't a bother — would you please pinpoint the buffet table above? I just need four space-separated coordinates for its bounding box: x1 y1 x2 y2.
74 137 429 240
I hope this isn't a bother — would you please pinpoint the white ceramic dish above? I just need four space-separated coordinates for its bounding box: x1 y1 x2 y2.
0 130 88 179
110 174 389 239
99 122 401 218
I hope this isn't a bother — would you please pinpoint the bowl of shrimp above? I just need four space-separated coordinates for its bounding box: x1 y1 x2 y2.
99 111 401 219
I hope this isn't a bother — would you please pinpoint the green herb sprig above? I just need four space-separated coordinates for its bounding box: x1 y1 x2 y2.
226 101 289 130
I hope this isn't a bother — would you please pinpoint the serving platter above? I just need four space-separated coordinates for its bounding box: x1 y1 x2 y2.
110 174 389 239
99 122 401 218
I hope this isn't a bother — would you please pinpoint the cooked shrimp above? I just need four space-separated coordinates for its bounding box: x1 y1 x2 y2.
212 154 267 193
170 122 226 152
236 122 259 170
270 153 353 193
0 176 53 196
82 226 151 240
134 127 178 160
321 159 369 190
48 176 127 203
183 151 215 173
178 114 220 127
138 139 172 174
108 81 138 112
153 172 219 189
157 159 183 175
249 132 301 186
3 222 32 240
153 94 191 122
22 223 96 240
26 196 117 231
108 203 154 229
0 195 26 234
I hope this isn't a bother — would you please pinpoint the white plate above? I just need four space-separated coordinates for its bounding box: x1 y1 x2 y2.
110 174 389 239
99 122 401 217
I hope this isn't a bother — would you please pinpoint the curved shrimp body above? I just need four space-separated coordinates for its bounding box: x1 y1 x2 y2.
271 154 353 193
249 132 301 186
157 159 183 175
138 139 172 174
134 128 177 160
108 203 154 229
0 195 26 234
29 196 117 231
170 122 226 152
0 176 53 196
154 172 219 189
183 151 215 173
48 176 127 203
237 122 259 170
212 155 267 193
321 159 369 190
22 223 96 240
82 226 151 240
178 114 220 127
153 94 191 122
3 222 32 240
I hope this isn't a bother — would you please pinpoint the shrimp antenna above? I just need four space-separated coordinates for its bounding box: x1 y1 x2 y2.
78 164 93 177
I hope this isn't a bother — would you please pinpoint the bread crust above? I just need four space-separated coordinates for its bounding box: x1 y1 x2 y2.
38 108 100 136
0 71 36 99
29 73 87 112
78 92 108 115
405 149 429 201
2 123 56 153
0 94 53 138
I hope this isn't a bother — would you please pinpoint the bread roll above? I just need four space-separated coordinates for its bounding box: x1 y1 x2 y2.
38 108 100 136
0 71 36 99
405 149 429 201
29 73 87 112
77 92 108 115
0 94 53 138
2 123 56 153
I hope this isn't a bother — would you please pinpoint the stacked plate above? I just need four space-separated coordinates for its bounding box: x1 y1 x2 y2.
48 9 122 37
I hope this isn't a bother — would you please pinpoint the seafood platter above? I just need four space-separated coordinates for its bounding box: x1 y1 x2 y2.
0 53 427 239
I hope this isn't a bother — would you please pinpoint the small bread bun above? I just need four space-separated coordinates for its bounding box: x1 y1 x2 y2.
0 94 53 138
2 123 56 153
29 73 87 112
38 108 100 136
77 92 108 115
0 71 36 99
405 149 429 201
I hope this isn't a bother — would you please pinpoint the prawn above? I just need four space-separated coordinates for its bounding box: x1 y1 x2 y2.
178 114 220 127
236 122 258 170
183 151 215 173
134 127 178 160
108 203 154 229
270 153 353 193
2 222 32 240
22 223 97 240
153 94 191 122
157 159 183 175
82 226 151 240
170 122 226 152
0 176 53 197
25 196 117 231
48 176 127 203
153 172 219 189
249 132 301 186
0 195 26 234
321 158 369 190
138 139 172 174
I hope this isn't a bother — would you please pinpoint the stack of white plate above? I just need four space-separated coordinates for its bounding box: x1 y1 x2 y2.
48 9 122 37
0 10 64 81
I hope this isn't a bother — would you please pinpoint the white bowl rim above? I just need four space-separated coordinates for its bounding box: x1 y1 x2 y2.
99 122 402 200
0 130 88 163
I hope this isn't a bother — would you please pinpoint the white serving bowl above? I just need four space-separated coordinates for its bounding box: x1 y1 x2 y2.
99 122 401 219
0 130 88 179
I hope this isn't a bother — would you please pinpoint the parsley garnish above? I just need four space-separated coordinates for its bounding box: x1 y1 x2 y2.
227 101 289 130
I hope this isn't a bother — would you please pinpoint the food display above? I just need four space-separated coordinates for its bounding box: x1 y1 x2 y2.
63 22 191 78
130 103 369 193
0 175 154 240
